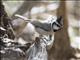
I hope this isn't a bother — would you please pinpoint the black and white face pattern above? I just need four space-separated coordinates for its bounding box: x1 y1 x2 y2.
51 16 63 32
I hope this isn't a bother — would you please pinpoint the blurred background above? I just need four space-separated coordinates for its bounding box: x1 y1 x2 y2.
2 0 80 60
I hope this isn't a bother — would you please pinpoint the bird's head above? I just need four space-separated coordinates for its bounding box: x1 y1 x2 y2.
51 16 63 32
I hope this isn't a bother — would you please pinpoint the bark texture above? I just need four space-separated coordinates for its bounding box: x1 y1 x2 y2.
0 1 15 39
48 1 75 60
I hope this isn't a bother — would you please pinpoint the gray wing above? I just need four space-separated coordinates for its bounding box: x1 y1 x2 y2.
31 21 51 31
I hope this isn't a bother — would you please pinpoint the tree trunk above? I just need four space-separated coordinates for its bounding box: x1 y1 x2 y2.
48 1 75 60
0 1 15 39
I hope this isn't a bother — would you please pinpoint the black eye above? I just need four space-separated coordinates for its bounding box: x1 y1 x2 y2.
57 16 63 26
52 22 60 28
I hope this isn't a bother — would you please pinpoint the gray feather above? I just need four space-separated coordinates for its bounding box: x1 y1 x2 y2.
31 21 51 31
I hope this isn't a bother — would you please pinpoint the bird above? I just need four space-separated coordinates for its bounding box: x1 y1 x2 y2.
15 14 63 35
30 16 63 35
